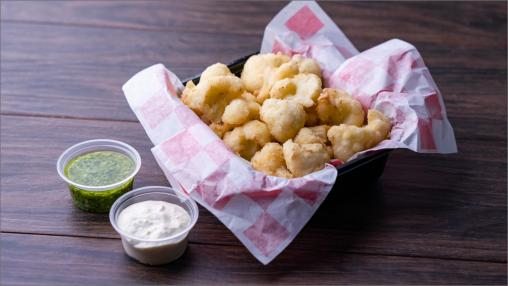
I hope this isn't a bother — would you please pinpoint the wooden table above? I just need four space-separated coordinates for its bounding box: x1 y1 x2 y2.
1 1 506 284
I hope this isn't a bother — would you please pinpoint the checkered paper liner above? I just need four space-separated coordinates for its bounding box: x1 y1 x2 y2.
122 1 457 265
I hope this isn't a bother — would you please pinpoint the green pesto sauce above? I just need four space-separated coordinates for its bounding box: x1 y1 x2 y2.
64 151 136 213
65 151 135 186
68 179 133 213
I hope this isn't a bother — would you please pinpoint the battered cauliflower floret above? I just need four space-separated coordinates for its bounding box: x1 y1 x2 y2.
181 56 392 179
181 74 244 124
257 61 300 102
295 125 333 157
282 139 330 177
222 99 250 125
242 120 272 146
304 106 320 127
251 143 293 178
269 73 322 108
327 109 392 162
209 122 233 138
240 53 322 105
241 53 292 103
316 88 365 127
260 98 306 143
241 91 258 102
294 125 330 145
222 95 260 126
291 54 322 78
223 120 272 160
200 63 233 82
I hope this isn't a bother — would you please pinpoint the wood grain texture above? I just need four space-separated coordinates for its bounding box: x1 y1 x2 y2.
1 2 506 121
0 1 507 284
1 115 506 264
1 233 506 285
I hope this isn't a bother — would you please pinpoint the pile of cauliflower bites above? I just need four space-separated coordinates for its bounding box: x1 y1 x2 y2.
181 53 391 178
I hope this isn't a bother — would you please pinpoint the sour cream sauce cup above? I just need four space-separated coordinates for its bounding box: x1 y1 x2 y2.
109 186 199 265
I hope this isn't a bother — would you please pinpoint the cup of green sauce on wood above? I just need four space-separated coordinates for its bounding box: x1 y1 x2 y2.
57 139 141 213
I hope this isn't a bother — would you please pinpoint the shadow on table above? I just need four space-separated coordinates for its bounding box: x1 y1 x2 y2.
282 178 387 259
266 151 466 272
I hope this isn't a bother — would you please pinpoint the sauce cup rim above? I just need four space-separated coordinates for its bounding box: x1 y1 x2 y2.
109 186 199 243
56 139 142 192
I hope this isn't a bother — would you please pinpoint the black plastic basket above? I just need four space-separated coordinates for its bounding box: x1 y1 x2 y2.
183 53 391 187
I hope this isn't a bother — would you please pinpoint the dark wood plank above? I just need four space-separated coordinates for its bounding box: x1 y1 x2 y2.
1 1 505 49
1 2 506 121
1 233 506 285
0 1 284 35
0 21 259 121
1 115 506 263
0 1 506 284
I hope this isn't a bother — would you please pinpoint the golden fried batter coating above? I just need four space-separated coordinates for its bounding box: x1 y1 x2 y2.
282 139 330 177
304 106 320 127
294 125 333 157
243 120 272 146
209 122 233 138
222 96 260 126
251 142 293 178
260 99 306 143
241 53 292 103
223 120 272 160
256 61 300 103
182 55 391 179
182 75 244 124
294 125 330 145
291 54 322 78
327 109 391 162
316 88 365 127
269 73 322 108
200 63 233 82
240 53 323 105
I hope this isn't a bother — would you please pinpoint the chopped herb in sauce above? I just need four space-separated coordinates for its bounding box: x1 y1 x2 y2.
64 150 136 213
68 179 133 213
65 151 135 186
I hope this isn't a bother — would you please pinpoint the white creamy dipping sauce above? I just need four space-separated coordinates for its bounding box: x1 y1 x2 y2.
117 200 191 265
118 200 191 239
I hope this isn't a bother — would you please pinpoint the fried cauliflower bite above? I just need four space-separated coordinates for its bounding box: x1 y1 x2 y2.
260 99 306 143
241 53 292 102
304 106 320 127
251 143 293 178
256 61 300 103
222 92 260 126
290 54 322 78
200 63 233 82
242 120 272 146
269 73 322 108
209 122 233 138
294 125 330 145
223 120 271 160
327 109 392 162
294 125 333 158
282 139 330 177
181 75 244 124
316 88 365 127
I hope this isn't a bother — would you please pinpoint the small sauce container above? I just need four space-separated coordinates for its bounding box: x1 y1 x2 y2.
57 139 141 213
109 186 199 265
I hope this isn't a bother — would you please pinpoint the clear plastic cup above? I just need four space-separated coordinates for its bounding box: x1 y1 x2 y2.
56 139 141 213
109 186 199 265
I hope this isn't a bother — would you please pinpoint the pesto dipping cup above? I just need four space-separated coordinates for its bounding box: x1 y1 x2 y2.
57 139 141 213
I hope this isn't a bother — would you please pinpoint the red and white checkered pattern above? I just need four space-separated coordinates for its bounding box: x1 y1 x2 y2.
329 39 456 154
261 1 359 87
123 1 456 265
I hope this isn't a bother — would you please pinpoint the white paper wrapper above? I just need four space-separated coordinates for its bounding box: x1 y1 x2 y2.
123 1 457 265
